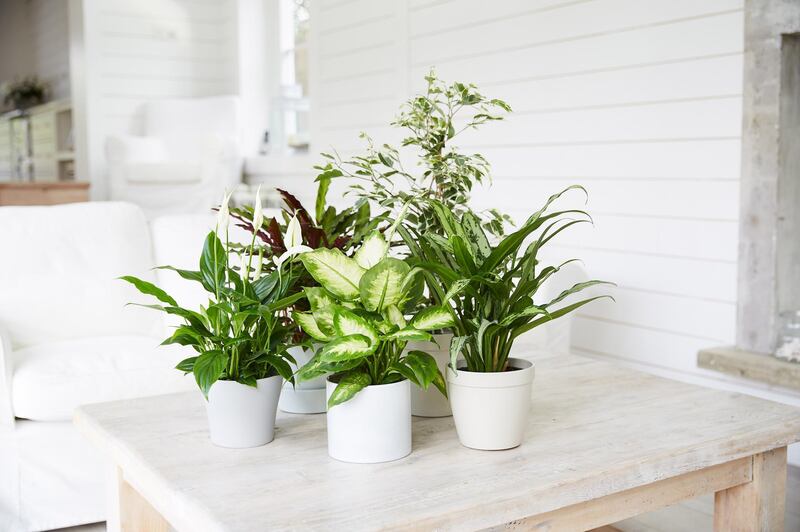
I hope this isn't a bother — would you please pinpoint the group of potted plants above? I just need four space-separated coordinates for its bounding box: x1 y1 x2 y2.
125 73 610 463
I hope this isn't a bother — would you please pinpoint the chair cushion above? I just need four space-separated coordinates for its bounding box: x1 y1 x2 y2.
11 336 197 422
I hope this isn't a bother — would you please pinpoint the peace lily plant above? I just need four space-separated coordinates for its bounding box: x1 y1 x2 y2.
122 191 306 448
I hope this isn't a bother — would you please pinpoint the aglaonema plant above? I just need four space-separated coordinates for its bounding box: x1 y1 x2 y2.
290 230 455 407
409 186 614 373
120 192 306 395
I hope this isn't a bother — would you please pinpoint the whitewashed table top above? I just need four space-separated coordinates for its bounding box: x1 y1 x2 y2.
74 354 800 531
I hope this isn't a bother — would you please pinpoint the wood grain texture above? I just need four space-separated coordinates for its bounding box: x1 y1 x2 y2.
698 346 800 390
74 354 800 531
0 182 89 206
714 447 787 532
118 468 170 532
487 457 751 532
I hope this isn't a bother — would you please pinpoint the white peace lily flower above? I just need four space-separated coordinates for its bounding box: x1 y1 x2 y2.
252 185 263 231
215 190 233 237
285 214 303 248
240 252 248 280
274 245 313 268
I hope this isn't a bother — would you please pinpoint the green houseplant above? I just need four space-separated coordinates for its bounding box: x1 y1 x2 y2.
3 76 47 110
316 72 513 417
122 192 304 448
230 180 384 414
292 229 454 462
411 186 613 450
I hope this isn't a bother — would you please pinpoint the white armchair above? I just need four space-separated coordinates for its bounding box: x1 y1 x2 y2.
106 96 244 218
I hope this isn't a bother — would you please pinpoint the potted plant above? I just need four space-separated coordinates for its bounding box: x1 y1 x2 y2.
291 230 453 463
317 72 512 417
229 180 382 413
414 187 612 450
3 76 48 110
122 192 304 448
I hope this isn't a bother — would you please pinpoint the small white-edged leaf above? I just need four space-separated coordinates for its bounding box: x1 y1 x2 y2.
319 334 374 362
444 279 471 302
411 306 455 331
385 328 432 342
292 311 331 342
354 231 388 269
299 248 365 300
333 307 379 346
384 304 406 329
359 257 410 312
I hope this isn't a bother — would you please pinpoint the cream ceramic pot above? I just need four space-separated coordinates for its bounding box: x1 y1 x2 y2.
325 378 411 463
447 358 535 450
406 332 452 417
206 375 283 448
279 346 327 414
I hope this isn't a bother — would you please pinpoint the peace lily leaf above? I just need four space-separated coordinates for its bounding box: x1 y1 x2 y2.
292 311 331 342
410 306 454 331
385 328 432 342
332 307 379 346
359 257 411 312
319 334 374 363
119 276 178 307
200 231 226 295
353 231 388 269
300 248 365 300
328 371 371 408
498 305 549 327
194 350 228 396
175 356 197 373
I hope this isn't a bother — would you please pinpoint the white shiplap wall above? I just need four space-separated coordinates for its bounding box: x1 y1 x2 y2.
311 0 800 458
77 0 238 197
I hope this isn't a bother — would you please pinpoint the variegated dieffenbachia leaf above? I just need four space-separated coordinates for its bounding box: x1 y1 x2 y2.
359 257 410 312
318 334 375 363
328 371 371 408
332 307 379 346
410 306 454 331
353 230 388 269
292 311 331 342
299 248 365 300
385 328 432 342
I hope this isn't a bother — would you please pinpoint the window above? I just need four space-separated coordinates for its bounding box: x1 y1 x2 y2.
271 0 310 152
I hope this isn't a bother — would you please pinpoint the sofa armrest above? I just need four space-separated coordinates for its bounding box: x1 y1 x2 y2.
0 324 15 426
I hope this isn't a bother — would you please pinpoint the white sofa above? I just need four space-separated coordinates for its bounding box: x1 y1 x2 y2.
106 96 244 219
0 202 218 531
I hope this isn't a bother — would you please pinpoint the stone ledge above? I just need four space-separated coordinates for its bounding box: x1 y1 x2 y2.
698 346 800 391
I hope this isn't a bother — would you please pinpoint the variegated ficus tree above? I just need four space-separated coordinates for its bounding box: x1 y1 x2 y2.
291 230 455 407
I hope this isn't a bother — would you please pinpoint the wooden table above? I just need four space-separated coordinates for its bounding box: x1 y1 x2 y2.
0 181 89 206
74 354 800 531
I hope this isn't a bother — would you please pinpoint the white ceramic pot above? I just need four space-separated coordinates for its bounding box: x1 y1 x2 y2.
447 358 535 450
279 346 327 414
325 378 411 463
407 332 452 417
206 375 282 448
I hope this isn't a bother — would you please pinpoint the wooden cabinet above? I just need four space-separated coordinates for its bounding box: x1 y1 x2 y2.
0 182 89 206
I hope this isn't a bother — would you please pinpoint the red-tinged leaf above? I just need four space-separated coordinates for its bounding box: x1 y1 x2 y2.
332 235 350 249
265 217 286 254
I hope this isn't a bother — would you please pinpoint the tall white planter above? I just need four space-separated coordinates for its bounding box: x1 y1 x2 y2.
448 358 535 450
406 332 452 417
206 375 282 448
325 379 411 463
279 346 326 414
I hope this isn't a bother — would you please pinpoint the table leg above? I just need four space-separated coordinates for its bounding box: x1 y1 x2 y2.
117 468 170 532
714 447 787 531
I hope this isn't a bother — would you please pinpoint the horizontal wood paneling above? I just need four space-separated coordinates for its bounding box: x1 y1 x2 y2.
312 0 745 384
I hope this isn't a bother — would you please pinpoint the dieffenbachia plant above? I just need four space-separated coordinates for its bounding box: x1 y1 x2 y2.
409 186 614 373
121 192 305 395
291 230 455 407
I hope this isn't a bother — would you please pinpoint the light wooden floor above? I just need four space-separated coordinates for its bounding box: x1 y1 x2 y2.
53 466 799 532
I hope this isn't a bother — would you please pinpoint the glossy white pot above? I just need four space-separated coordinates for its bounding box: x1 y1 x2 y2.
407 332 452 417
206 375 282 448
447 358 535 450
325 378 411 463
279 346 326 414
